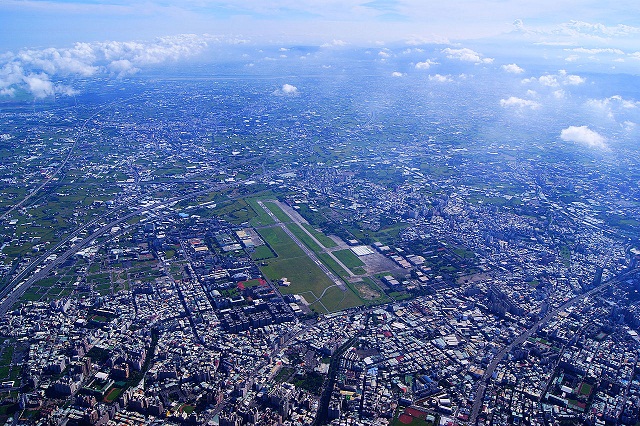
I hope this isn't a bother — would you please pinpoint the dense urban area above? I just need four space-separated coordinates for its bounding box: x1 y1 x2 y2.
1 64 640 426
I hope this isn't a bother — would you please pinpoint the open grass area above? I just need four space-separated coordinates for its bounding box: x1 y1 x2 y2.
257 227 306 259
257 228 332 293
311 285 362 313
285 223 323 253
579 382 593 396
104 387 123 403
453 247 476 259
263 201 292 223
260 201 339 257
301 223 338 248
0 346 14 366
211 198 255 224
261 255 334 300
333 249 365 270
353 278 391 305
181 405 196 415
317 253 349 279
0 342 17 382
256 226 362 313
240 278 265 288
246 197 276 227
392 407 437 426
250 245 276 260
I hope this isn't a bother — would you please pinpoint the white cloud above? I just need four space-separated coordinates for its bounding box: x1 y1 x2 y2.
391 72 404 77
500 96 541 109
502 63 524 74
415 59 437 70
282 84 298 94
402 48 424 54
515 20 640 48
522 72 585 88
378 50 391 58
564 74 586 85
404 35 451 46
321 39 347 48
54 84 79 97
23 73 54 98
429 74 452 83
560 126 607 149
442 48 493 64
538 75 559 87
273 84 299 96
0 34 212 98
108 59 139 77
569 47 625 55
586 96 638 119
559 21 640 38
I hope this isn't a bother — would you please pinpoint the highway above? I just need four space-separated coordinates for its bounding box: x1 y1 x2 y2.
0 182 232 316
468 267 636 424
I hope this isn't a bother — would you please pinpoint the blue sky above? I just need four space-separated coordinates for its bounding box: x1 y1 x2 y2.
0 1 639 154
2 0 640 101
2 0 639 50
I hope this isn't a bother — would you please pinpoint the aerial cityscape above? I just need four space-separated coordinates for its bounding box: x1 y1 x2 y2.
1 1 640 426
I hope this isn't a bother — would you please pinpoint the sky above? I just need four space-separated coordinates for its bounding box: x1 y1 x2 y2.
2 0 640 50
1 0 640 106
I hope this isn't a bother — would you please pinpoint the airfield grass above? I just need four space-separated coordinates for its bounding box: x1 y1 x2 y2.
256 226 362 313
311 285 362 313
301 223 337 248
217 199 253 224
342 221 407 246
250 245 276 260
246 198 276 227
257 227 331 293
354 277 391 305
333 249 365 270
262 201 292 223
318 253 350 279
285 223 323 253
259 201 330 255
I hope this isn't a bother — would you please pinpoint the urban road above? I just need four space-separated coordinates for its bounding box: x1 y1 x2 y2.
0 93 148 223
0 182 235 316
468 266 637 424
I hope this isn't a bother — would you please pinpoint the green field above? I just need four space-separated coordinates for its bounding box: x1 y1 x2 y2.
104 387 123 403
263 201 292 223
250 245 276 260
286 223 323 253
247 197 276 227
256 226 362 313
318 253 350 279
352 277 391 305
310 285 362 312
333 249 365 270
259 201 341 257
301 223 338 248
